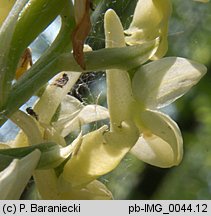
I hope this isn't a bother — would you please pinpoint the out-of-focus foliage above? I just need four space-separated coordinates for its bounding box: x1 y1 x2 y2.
168 0 211 65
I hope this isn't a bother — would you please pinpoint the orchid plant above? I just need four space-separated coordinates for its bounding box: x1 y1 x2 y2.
0 0 208 199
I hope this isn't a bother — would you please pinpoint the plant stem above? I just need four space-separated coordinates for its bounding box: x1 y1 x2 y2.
2 39 158 122
0 0 75 126
0 0 68 114
0 0 29 108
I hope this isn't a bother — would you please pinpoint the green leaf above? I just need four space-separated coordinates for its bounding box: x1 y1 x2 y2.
13 0 68 52
0 0 16 26
0 142 73 171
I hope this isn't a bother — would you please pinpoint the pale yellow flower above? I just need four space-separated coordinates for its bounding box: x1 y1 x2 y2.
125 0 172 60
62 9 206 188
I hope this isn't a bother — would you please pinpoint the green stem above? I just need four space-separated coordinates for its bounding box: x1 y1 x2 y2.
0 0 68 111
3 39 158 121
0 1 75 126
0 0 29 108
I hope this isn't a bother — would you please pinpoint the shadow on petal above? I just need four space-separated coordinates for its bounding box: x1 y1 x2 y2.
131 135 175 168
132 109 183 168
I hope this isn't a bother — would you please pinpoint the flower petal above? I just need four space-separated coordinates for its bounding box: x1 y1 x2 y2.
36 166 113 200
105 9 135 129
53 95 109 137
34 45 92 124
34 72 81 124
10 110 43 146
0 150 41 199
131 109 183 167
62 121 139 187
55 95 83 121
132 57 207 109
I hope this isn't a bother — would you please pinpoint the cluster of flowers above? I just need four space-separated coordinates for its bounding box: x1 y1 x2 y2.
0 0 208 199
